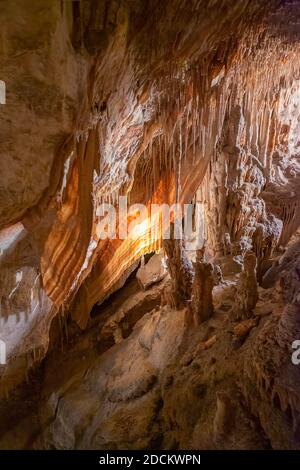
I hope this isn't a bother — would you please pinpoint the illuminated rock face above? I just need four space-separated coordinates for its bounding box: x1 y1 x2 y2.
0 0 300 449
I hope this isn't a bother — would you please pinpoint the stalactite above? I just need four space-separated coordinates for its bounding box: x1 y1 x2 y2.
234 251 258 320
191 246 215 324
27 0 300 337
163 224 193 309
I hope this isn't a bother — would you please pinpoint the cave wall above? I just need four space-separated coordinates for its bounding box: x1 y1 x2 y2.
0 0 300 405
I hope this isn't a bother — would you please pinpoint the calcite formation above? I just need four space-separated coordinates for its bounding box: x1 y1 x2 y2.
191 247 216 324
0 0 299 450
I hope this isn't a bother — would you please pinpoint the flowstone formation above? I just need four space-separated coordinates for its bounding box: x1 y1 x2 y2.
0 0 299 450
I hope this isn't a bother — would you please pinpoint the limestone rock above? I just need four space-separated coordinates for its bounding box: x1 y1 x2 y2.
0 0 300 452
136 253 167 290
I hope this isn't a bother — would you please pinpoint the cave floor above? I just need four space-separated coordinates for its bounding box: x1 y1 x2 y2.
0 239 299 450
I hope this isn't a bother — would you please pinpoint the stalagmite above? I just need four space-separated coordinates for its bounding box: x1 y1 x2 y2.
163 224 193 309
191 246 216 324
235 251 259 320
1 0 300 453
